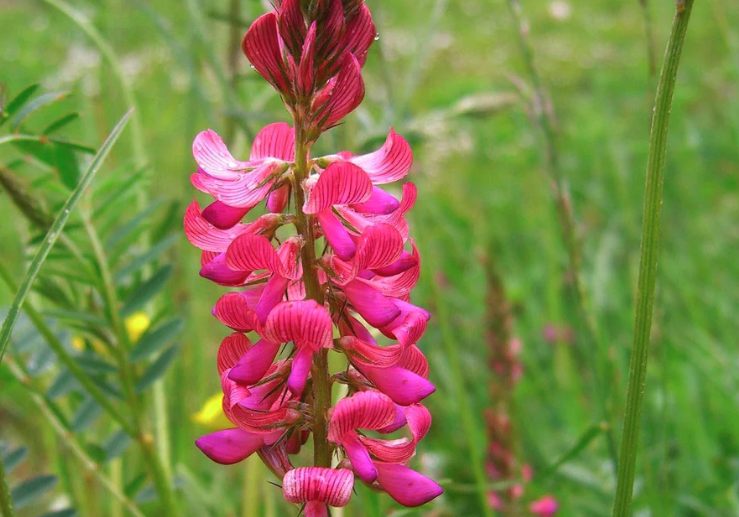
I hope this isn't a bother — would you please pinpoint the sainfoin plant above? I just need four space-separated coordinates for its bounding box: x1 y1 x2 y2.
183 0 442 515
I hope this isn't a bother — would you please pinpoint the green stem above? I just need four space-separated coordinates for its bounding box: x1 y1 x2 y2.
0 451 14 517
612 2 694 515
81 215 178 517
505 0 620 473
292 112 332 468
0 260 135 435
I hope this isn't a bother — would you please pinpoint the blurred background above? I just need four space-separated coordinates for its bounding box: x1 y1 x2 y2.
1 0 738 515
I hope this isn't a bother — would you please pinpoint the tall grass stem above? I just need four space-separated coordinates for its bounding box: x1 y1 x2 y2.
612 1 695 515
0 452 14 517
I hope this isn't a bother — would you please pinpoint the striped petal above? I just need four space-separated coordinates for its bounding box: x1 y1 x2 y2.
350 129 412 185
328 391 397 441
242 13 290 93
228 339 280 385
200 252 250 286
213 291 262 333
195 161 284 208
193 130 254 179
303 162 373 214
283 467 354 507
264 300 333 350
250 122 295 162
217 333 253 375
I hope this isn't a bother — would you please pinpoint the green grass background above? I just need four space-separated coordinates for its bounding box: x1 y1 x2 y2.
1 0 739 515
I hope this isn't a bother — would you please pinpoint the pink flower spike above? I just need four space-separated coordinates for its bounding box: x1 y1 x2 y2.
374 462 443 507
228 339 281 385
264 300 333 350
196 428 266 465
202 201 250 229
303 162 373 214
283 468 354 510
349 129 413 185
529 495 558 517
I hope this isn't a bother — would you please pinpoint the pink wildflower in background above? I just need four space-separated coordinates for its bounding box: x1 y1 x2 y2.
183 0 441 514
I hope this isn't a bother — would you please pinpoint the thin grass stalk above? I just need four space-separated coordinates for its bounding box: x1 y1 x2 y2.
418 220 493 517
4 358 146 517
612 1 695 515
0 452 14 517
0 110 131 365
80 215 178 516
225 0 242 142
504 0 620 473
639 0 658 82
0 134 92 150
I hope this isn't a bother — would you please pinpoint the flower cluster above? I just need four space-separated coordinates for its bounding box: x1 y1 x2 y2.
183 0 441 515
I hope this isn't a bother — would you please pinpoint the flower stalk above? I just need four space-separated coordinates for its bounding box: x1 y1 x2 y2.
0 452 14 517
612 1 695 515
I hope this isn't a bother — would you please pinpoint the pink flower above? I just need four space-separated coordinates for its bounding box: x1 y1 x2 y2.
328 391 442 506
282 467 354 517
529 495 559 517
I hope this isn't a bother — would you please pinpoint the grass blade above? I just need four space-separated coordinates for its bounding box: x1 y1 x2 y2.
0 109 131 366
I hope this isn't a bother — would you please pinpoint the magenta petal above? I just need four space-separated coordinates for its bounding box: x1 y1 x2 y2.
304 502 328 517
317 210 356 260
256 275 290 324
264 300 333 350
192 130 252 179
359 364 435 406
217 333 253 375
287 347 313 396
226 233 282 273
328 391 397 440
373 250 417 277
202 201 250 230
342 431 377 483
350 187 399 215
250 122 295 162
283 467 354 507
375 462 443 507
242 13 289 93
303 162 373 214
342 3 376 66
266 184 290 213
342 279 400 328
229 339 281 385
350 129 413 185
195 428 264 465
200 252 250 286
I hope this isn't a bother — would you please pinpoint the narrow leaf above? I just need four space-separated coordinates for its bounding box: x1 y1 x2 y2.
11 91 70 131
43 113 80 135
0 84 39 126
47 369 80 399
105 198 164 249
53 143 80 189
74 352 118 375
121 265 173 317
40 509 77 517
103 429 131 462
0 109 132 366
135 345 179 393
2 447 28 474
71 398 103 432
11 474 58 509
130 318 183 362
114 235 176 279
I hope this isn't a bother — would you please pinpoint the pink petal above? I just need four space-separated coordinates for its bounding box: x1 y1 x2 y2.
229 403 301 433
183 201 253 252
350 129 413 185
317 210 356 260
385 310 428 347
529 495 558 517
361 404 431 463
276 0 306 59
399 345 430 379
250 123 295 162
195 428 265 465
314 54 365 129
282 467 354 507
200 252 250 286
258 443 293 478
328 391 397 441
377 404 407 434
276 237 304 279
303 162 373 214
228 339 280 385
221 370 252 409
342 279 400 328
264 300 333 350
354 223 404 272
217 333 253 375
195 161 284 208
266 184 290 213
192 130 254 179
213 291 262 333
342 430 377 483
314 0 345 74
373 250 417 277
304 502 328 517
357 364 435 406
350 186 400 215
202 201 250 229
242 13 290 93
256 275 290 324
287 346 314 396
340 336 404 368
226 233 283 273
296 22 317 96
342 3 376 66
374 462 443 507
337 314 376 344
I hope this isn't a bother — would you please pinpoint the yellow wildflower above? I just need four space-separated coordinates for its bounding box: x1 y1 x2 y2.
125 312 151 342
192 393 230 430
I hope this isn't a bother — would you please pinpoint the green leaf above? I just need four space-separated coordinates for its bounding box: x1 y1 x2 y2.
11 474 58 509
11 91 70 131
103 429 131 462
0 109 132 366
74 352 118 375
85 443 106 464
2 446 28 474
105 198 164 249
71 397 103 432
114 234 176 279
43 310 107 327
0 84 39 126
89 376 123 400
135 345 179 393
47 369 80 399
43 113 80 135
130 318 183 363
53 143 80 189
124 473 148 497
121 265 173 317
